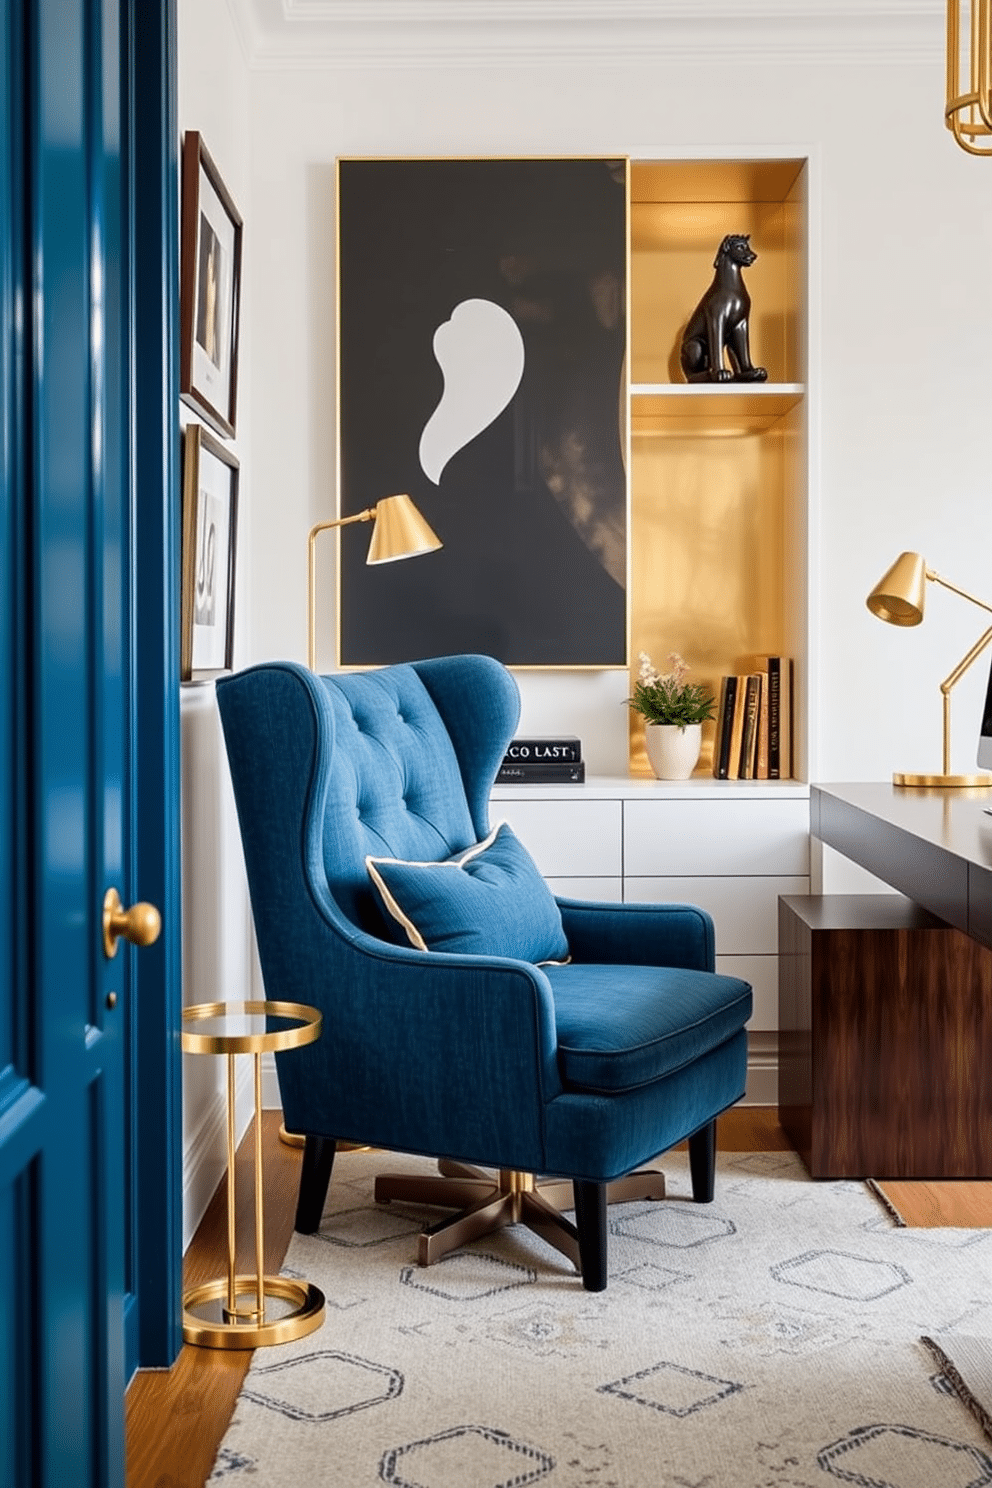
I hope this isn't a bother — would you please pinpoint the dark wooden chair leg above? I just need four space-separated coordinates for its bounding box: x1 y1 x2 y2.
573 1180 608 1292
688 1118 716 1203
294 1135 336 1233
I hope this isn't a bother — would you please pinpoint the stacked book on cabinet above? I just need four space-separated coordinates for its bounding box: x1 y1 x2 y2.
496 737 585 784
712 657 792 781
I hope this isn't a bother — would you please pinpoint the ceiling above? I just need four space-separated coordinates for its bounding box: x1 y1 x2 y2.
224 0 945 68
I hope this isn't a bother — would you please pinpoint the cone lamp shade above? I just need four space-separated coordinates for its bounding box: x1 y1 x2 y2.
307 494 442 670
866 550 992 788
365 493 442 565
865 551 927 627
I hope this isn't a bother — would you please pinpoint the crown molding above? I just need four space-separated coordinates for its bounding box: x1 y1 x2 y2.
229 0 946 69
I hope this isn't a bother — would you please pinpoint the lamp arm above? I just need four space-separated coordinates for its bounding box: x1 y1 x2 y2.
307 509 374 670
928 568 992 617
936 621 992 777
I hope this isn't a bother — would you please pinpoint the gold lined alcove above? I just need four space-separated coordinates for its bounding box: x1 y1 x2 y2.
626 158 807 777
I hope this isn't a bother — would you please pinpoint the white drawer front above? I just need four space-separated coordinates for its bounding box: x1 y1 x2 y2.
624 876 809 955
623 799 810 877
716 953 778 1031
491 799 622 878
549 877 624 903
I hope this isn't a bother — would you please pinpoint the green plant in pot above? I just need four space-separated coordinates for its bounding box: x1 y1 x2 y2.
626 651 716 779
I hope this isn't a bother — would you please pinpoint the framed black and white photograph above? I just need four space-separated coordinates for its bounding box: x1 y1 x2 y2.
181 424 239 681
336 156 629 669
180 131 242 438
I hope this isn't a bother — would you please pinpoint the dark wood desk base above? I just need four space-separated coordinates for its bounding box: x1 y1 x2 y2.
779 894 992 1179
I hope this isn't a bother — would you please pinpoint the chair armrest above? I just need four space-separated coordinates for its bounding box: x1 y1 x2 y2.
556 897 715 972
272 916 565 1171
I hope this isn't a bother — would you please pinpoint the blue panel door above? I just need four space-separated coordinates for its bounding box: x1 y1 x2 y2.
0 2 180 1482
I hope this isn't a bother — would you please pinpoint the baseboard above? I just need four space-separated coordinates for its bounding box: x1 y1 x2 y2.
182 1057 254 1251
744 1031 778 1106
261 1051 282 1110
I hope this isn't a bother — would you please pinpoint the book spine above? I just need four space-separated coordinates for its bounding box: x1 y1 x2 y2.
712 674 737 779
767 658 781 778
754 668 769 779
496 761 586 783
502 738 582 763
739 674 762 779
726 676 747 781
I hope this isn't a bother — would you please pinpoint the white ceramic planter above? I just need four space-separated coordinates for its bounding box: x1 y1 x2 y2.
645 722 702 780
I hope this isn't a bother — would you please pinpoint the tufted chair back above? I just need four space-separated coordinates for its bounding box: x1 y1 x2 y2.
217 653 520 941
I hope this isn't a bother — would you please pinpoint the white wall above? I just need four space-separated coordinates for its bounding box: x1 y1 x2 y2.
178 0 257 1246
243 40 992 795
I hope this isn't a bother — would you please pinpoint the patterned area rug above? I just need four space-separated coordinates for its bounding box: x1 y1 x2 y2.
211 1149 992 1487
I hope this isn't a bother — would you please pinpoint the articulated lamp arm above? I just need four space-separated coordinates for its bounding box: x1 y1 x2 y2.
928 569 992 777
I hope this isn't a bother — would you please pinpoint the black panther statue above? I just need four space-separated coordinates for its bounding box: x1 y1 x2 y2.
679 234 767 384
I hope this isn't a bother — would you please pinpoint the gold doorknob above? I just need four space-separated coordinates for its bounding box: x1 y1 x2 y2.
102 888 162 959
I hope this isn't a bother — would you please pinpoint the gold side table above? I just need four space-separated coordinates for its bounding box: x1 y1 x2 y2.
181 1000 326 1349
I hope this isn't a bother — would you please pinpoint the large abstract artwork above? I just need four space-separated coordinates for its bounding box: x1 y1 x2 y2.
336 157 628 668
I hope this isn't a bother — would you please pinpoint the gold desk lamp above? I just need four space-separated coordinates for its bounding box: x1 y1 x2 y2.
866 550 992 787
307 492 442 671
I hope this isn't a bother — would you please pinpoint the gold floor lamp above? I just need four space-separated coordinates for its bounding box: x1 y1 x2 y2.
866 550 992 787
278 493 442 1152
307 492 442 671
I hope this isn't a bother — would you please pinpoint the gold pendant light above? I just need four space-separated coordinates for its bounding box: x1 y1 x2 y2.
947 0 992 154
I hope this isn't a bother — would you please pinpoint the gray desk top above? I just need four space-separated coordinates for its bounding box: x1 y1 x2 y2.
812 782 992 949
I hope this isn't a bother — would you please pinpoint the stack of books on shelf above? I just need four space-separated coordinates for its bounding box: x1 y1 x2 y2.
712 656 792 781
495 736 585 784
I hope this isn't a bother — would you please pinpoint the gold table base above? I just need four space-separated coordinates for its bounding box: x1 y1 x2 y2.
376 1160 666 1270
182 1274 325 1349
181 1001 326 1349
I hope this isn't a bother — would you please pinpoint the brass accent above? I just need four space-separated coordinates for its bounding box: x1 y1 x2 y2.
278 1123 307 1149
375 1161 665 1272
106 991 117 1010
867 552 992 788
179 999 322 1055
946 0 992 154
181 1001 325 1348
307 493 441 670
894 772 992 788
102 888 162 959
181 1275 325 1350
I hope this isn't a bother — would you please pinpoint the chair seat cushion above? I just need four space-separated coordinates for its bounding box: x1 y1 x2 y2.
543 961 752 1093
367 820 570 964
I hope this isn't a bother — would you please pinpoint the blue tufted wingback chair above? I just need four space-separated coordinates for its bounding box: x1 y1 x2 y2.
215 653 752 1291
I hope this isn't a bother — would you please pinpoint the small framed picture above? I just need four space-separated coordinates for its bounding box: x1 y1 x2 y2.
180 131 242 438
181 424 239 682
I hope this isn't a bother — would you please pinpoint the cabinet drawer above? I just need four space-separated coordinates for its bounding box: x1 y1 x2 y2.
490 798 622 878
716 953 778 1031
624 876 809 955
623 799 810 877
549 878 623 903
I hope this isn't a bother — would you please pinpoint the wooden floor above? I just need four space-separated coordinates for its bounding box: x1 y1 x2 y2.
125 1107 992 1488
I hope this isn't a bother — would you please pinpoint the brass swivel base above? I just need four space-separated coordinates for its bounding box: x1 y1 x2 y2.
375 1161 666 1270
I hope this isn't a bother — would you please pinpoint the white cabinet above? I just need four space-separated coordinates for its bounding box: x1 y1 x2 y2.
492 776 811 1048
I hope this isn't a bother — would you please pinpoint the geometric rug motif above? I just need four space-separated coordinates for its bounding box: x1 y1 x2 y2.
211 1147 992 1487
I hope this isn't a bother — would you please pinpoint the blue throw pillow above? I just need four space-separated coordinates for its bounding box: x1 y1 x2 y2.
366 821 569 964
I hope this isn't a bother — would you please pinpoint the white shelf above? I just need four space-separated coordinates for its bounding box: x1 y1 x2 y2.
492 774 810 801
